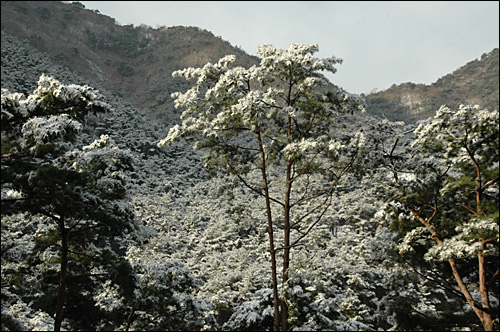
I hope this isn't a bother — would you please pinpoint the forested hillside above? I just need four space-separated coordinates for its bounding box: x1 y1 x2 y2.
364 48 499 123
1 1 498 331
0 0 258 121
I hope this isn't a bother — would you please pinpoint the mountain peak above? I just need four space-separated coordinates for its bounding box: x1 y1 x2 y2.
1 0 259 119
364 48 499 123
2 1 498 124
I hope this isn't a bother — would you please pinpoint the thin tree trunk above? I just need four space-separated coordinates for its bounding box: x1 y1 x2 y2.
467 147 495 330
281 160 293 331
280 105 294 331
54 219 68 332
477 242 494 331
460 148 494 331
257 131 281 331
447 257 494 331
125 307 135 331
409 208 494 331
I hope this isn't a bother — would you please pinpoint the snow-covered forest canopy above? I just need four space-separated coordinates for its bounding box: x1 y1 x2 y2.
1 2 499 331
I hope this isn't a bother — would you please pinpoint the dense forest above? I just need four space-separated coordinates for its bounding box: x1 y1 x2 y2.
1 1 499 331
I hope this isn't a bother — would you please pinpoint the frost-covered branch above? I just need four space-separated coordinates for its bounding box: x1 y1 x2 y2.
385 104 499 331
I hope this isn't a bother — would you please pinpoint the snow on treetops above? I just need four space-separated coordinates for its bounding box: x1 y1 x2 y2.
33 74 107 105
256 43 342 74
158 42 362 150
2 74 111 125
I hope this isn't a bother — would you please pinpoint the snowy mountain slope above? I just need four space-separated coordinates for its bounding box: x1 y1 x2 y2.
2 2 497 331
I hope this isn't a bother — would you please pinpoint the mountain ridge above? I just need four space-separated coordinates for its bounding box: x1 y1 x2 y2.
1 2 499 331
1 0 498 124
1 0 259 121
364 48 499 122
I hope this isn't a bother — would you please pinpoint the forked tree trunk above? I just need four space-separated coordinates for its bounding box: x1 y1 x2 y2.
409 208 495 331
476 244 494 331
257 131 281 331
448 255 494 331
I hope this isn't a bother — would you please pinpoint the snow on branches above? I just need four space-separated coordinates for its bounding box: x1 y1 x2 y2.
2 74 111 157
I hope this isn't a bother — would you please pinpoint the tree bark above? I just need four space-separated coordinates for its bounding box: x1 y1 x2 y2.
281 160 293 331
125 307 135 331
257 131 281 331
477 241 494 331
54 218 68 332
447 256 494 331
409 208 495 331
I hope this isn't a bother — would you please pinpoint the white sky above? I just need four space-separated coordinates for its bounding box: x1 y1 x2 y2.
80 1 499 95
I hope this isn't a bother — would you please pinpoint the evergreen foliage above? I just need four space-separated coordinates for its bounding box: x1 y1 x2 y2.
377 104 499 331
1 1 499 331
1 75 139 331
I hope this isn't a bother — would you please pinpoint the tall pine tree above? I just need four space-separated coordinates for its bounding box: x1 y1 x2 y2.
158 43 367 331
2 75 137 331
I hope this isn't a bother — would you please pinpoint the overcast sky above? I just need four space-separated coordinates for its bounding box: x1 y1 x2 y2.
80 1 499 95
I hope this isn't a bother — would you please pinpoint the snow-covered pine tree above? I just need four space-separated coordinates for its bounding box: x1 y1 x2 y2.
158 43 369 331
1 75 138 331
379 105 499 331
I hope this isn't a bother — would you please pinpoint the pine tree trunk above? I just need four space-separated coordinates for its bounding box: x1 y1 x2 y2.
409 208 495 331
54 219 68 332
281 160 293 331
448 257 494 331
477 244 494 331
125 307 135 331
257 131 281 331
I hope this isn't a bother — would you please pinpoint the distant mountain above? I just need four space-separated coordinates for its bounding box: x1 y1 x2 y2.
1 0 259 121
2 3 499 331
364 48 499 123
2 0 241 194
1 0 498 126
